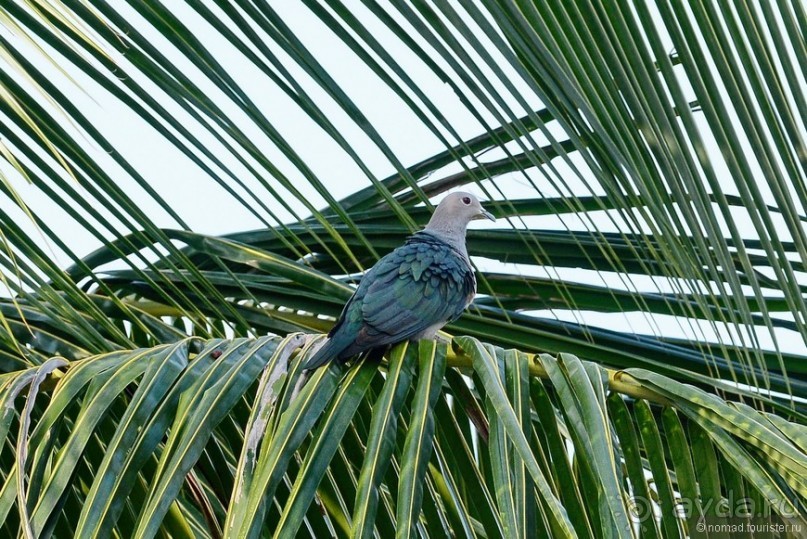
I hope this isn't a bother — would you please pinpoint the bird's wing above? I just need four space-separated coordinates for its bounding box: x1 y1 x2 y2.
359 234 474 342
325 267 372 339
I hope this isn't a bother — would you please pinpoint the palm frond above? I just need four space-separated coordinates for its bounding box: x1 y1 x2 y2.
2 338 804 537
1 1 806 536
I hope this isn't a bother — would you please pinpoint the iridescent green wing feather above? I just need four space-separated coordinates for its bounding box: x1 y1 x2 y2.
360 232 474 341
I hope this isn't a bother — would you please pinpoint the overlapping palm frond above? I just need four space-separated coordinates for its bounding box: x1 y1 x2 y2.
2 338 804 537
0 0 805 537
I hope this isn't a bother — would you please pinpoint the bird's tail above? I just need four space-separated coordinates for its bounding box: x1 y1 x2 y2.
302 336 344 371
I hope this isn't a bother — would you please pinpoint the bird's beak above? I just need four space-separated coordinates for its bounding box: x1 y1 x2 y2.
476 208 496 221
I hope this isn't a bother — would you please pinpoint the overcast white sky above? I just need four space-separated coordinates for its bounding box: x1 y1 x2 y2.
1 2 805 357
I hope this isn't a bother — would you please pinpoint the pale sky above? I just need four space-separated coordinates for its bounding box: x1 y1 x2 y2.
1 2 805 357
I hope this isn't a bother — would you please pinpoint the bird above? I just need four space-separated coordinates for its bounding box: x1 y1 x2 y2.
303 191 495 371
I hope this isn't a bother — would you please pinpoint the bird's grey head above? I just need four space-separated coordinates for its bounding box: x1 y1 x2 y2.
425 192 495 246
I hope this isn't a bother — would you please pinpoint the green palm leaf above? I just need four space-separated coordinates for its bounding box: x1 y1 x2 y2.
0 338 804 536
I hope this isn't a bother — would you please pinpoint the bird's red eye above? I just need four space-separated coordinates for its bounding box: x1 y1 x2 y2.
461 196 471 205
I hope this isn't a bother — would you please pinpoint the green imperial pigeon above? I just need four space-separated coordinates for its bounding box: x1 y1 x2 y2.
304 192 495 370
